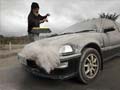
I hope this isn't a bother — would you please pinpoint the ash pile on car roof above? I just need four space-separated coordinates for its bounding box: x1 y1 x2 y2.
18 40 61 73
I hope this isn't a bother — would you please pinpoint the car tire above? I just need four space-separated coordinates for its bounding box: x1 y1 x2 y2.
77 48 101 84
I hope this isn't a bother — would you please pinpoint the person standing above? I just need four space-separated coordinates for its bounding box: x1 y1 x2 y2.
28 2 50 41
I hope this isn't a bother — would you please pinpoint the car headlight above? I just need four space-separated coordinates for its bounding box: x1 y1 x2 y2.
59 45 74 56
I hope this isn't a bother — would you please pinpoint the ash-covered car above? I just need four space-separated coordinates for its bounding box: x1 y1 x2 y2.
18 17 120 84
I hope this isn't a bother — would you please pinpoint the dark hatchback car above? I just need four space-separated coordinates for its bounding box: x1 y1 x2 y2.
18 18 120 84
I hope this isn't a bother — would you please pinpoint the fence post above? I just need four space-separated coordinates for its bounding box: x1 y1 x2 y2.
9 41 12 51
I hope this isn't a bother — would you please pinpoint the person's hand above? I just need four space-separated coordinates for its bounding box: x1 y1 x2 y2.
46 13 50 16
43 18 48 22
40 18 48 23
45 18 48 22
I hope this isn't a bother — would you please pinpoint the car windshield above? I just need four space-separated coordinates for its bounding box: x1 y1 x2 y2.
60 19 101 34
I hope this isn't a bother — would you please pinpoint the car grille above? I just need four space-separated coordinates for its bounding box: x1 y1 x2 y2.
26 59 38 68
26 58 79 75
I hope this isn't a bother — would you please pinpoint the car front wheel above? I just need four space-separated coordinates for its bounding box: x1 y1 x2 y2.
78 48 101 84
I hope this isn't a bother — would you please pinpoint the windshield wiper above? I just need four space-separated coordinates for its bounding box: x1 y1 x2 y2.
75 30 94 33
49 33 58 37
58 30 94 35
59 32 74 35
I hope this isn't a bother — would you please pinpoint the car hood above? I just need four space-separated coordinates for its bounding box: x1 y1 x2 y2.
37 32 101 46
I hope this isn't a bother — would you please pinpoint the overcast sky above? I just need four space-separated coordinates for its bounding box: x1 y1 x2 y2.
0 0 120 36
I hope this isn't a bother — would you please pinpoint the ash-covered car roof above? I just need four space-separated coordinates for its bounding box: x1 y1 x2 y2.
62 18 119 33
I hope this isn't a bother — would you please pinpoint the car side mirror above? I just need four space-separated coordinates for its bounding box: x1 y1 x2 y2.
104 27 115 33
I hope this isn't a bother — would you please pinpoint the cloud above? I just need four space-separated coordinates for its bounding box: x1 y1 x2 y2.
0 0 120 36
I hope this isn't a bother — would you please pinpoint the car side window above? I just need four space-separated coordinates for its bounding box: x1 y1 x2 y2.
114 22 120 32
102 19 116 31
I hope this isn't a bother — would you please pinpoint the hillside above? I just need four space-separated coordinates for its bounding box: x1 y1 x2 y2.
0 35 30 44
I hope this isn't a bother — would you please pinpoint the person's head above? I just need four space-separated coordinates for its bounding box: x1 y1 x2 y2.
31 2 39 16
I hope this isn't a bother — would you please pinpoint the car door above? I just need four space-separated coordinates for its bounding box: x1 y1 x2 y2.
101 19 120 60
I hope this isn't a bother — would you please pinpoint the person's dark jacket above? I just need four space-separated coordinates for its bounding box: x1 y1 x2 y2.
28 12 47 34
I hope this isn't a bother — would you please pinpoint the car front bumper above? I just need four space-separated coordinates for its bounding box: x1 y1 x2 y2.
18 53 81 80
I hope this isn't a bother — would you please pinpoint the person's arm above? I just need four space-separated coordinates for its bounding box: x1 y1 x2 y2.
38 13 50 20
28 13 50 25
39 18 48 23
38 15 49 23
